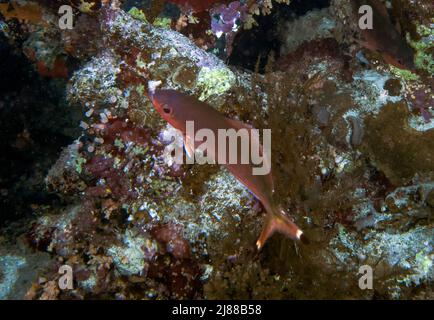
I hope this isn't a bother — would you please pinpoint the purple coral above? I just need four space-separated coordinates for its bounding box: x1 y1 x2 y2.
210 1 247 35
411 88 434 122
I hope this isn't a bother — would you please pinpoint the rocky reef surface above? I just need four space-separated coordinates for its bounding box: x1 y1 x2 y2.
0 0 433 299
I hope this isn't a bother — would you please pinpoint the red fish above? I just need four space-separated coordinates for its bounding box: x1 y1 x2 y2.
150 89 308 250
353 0 415 70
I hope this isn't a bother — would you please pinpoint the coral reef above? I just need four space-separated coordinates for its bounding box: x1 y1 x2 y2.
0 0 432 300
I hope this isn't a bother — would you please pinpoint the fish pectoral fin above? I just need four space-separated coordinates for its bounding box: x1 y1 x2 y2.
184 135 195 159
256 209 308 251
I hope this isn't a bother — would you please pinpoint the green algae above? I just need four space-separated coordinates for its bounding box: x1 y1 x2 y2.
128 7 148 23
407 24 434 75
72 154 87 174
153 17 172 29
197 67 236 101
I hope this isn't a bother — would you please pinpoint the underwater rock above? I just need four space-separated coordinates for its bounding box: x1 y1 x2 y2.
329 223 433 298
101 6 242 104
0 241 53 300
279 8 337 56
363 102 434 186
0 255 26 299
108 230 156 276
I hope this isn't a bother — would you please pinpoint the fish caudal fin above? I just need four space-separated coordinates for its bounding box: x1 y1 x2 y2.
256 207 309 250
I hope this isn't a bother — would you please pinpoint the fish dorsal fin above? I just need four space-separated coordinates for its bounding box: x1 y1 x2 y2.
225 117 253 131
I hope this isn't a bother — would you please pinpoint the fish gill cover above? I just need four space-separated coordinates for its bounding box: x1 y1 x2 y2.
0 0 433 300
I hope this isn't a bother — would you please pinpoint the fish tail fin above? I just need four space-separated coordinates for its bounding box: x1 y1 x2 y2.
256 206 309 251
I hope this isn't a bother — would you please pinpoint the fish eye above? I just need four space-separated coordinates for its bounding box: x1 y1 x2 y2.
162 106 172 115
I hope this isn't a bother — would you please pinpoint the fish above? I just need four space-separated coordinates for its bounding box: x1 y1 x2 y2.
352 0 415 70
149 88 308 250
